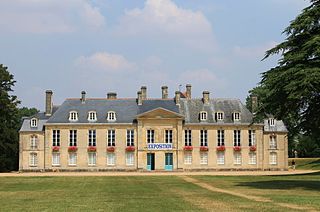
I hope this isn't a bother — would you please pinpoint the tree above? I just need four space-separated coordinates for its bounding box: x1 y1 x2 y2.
248 0 320 151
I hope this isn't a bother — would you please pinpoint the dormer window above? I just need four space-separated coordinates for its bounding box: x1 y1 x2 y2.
30 118 38 128
269 118 275 126
88 111 97 122
216 112 224 121
199 111 207 121
233 112 241 121
107 111 116 121
69 111 78 121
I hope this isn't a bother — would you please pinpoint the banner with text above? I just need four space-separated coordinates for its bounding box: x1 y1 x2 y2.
147 143 173 150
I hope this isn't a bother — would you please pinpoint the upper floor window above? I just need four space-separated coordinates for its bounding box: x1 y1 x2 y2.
269 118 275 126
185 130 192 146
107 111 116 121
165 130 173 143
216 112 224 121
88 111 97 121
126 129 134 146
233 112 241 121
233 130 241 146
30 118 38 128
108 129 115 146
248 130 256 146
199 111 207 121
147 129 155 144
270 135 277 149
217 130 225 146
88 129 96 146
200 130 208 147
52 130 60 146
69 130 77 146
30 135 38 149
69 111 78 121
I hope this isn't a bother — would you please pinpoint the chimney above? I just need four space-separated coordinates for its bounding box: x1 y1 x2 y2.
107 92 117 99
161 86 168 99
141 86 147 100
251 95 258 114
186 84 192 99
45 90 53 116
137 91 142 105
81 91 86 103
175 91 180 105
203 91 210 104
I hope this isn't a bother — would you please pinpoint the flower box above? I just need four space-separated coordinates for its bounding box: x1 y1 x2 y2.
233 146 241 151
52 146 60 152
125 146 135 151
249 146 257 151
216 146 225 151
107 146 115 152
87 146 97 152
200 146 209 151
68 146 78 152
183 146 193 151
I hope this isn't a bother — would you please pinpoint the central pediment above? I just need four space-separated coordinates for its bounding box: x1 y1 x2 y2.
136 107 184 119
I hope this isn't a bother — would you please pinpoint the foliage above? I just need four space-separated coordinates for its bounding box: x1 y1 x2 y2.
296 135 320 157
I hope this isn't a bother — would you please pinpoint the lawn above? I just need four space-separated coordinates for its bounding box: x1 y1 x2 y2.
0 173 319 211
288 158 320 170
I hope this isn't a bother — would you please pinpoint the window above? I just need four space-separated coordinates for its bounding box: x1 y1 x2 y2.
270 152 277 165
126 129 134 146
233 130 241 146
88 152 96 165
30 135 37 149
107 153 115 165
69 111 78 121
200 152 208 164
88 111 97 121
88 130 96 146
249 152 257 165
30 118 37 128
217 130 225 146
184 152 192 164
199 111 207 121
233 112 241 121
270 135 277 149
147 129 155 143
185 130 192 146
234 152 242 165
200 130 208 146
165 130 173 143
269 118 275 126
69 130 77 146
108 129 115 146
29 153 38 166
216 112 224 121
126 152 134 166
52 153 60 166
217 152 225 165
107 111 116 121
69 153 77 165
249 130 256 146
52 130 60 146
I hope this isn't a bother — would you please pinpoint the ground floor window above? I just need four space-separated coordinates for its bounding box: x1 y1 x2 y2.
69 153 77 165
29 153 38 166
269 152 277 165
200 152 208 165
88 152 96 165
184 152 192 164
249 152 257 165
107 153 115 166
234 152 241 165
217 152 225 165
52 153 60 166
126 152 134 166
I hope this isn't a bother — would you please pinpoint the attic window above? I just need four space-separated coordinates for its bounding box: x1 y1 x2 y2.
69 111 78 121
233 112 241 121
216 112 224 121
30 118 38 128
107 111 116 121
269 118 275 126
199 111 207 121
88 111 97 122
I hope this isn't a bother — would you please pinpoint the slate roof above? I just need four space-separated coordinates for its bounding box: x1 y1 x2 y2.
20 118 47 132
264 120 288 132
138 99 179 114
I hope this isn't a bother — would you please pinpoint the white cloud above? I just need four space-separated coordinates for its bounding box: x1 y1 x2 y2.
0 0 105 33
232 41 278 59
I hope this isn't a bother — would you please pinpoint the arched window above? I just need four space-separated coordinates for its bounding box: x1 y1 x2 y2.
107 111 116 121
199 111 207 121
69 111 78 121
30 118 38 128
88 111 97 121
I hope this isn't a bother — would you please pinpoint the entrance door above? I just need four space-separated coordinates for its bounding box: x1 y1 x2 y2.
147 153 155 171
165 153 173 171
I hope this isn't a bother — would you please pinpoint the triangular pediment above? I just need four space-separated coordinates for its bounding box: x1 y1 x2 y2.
137 107 183 119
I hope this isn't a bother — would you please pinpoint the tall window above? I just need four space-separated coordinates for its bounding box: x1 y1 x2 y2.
270 152 277 165
126 152 134 166
216 112 224 121
199 111 207 121
270 136 277 149
88 152 96 165
29 153 38 166
88 111 97 121
234 152 241 165
185 130 192 146
30 118 37 128
165 130 173 143
217 130 225 146
107 153 115 165
249 152 257 165
147 129 155 143
69 130 77 146
217 152 225 165
107 111 116 121
233 130 241 146
30 135 37 149
69 111 78 121
52 130 60 146
126 129 134 146
233 112 241 121
249 130 256 146
108 129 115 146
200 152 208 164
69 153 77 165
52 153 60 166
88 130 96 146
184 152 192 164
200 130 208 146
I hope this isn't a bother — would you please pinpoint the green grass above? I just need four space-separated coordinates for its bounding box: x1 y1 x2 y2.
0 173 320 211
288 158 320 170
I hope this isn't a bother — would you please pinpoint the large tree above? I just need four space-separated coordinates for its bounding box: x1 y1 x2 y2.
248 0 320 153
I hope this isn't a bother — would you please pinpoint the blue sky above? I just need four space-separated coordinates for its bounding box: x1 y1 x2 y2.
0 0 309 110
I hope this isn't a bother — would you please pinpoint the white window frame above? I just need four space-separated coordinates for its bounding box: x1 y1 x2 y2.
126 129 134 146
52 152 60 166
108 129 116 146
249 152 257 165
29 153 38 166
216 112 224 121
233 130 241 146
68 153 77 166
199 111 207 121
88 152 96 166
269 118 275 126
217 152 225 165
88 111 97 122
147 129 155 144
249 130 256 146
88 129 96 146
184 130 192 146
234 152 242 165
200 152 208 165
270 136 277 149
233 112 241 121
126 152 134 166
200 130 208 146
217 130 225 146
269 152 277 165
107 153 116 166
30 118 37 128
107 111 116 121
184 152 192 165
30 135 37 149
69 130 77 146
165 129 173 144
69 111 78 121
52 130 60 146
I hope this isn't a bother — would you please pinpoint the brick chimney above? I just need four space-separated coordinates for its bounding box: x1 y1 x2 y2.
175 91 180 105
141 86 147 100
186 84 192 99
81 91 86 104
161 86 168 99
137 91 142 105
107 92 117 99
203 91 210 104
45 90 53 116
